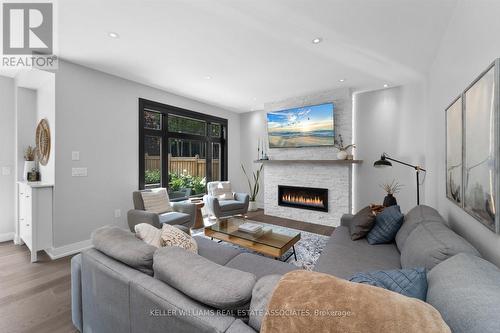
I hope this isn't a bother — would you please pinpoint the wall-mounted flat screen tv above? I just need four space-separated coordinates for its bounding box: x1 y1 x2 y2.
267 103 335 148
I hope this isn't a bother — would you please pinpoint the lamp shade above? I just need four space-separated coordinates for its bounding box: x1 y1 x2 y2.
373 157 392 168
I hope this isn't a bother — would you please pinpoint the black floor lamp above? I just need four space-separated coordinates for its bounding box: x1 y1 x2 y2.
373 153 426 205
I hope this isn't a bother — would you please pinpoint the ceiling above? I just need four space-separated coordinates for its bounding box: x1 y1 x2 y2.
53 0 456 112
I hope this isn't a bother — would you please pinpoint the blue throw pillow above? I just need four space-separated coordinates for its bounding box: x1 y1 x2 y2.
366 205 404 244
349 268 428 301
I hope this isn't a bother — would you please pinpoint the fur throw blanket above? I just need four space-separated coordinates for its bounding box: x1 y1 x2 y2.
261 270 450 333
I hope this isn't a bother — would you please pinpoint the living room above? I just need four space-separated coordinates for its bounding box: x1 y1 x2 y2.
0 0 500 332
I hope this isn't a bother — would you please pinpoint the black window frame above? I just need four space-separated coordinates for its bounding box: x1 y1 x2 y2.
138 98 228 194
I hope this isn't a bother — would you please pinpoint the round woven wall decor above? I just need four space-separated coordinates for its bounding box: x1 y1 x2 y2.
36 119 51 166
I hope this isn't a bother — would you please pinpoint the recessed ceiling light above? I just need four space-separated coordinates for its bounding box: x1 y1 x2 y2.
383 84 389 88
204 75 212 80
108 32 119 39
339 78 345 82
312 37 322 44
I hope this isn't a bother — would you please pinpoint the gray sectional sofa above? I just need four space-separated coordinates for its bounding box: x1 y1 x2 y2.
71 205 500 333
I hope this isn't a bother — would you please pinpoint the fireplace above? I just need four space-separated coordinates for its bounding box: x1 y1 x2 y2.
278 185 328 212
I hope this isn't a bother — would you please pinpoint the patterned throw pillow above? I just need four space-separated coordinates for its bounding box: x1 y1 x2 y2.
366 205 404 244
134 223 162 248
161 224 198 253
141 188 173 214
210 181 234 200
349 267 428 301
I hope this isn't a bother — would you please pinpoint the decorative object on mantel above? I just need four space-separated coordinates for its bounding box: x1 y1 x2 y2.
374 153 426 205
241 163 264 211
35 118 51 166
333 134 355 160
380 179 404 207
23 145 37 181
257 137 269 160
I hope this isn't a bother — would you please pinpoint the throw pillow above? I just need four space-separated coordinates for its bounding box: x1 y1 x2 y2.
349 267 427 301
161 224 198 253
366 205 404 244
349 206 376 240
141 188 172 214
134 223 162 248
210 181 234 200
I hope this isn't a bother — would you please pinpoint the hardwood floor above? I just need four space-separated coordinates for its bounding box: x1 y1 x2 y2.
0 242 76 333
246 209 335 236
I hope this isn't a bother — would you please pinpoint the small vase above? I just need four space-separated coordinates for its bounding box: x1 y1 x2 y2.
383 194 398 207
23 161 36 181
336 150 348 160
248 201 258 212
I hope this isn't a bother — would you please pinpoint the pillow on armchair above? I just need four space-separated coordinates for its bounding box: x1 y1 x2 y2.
209 181 234 200
141 188 173 214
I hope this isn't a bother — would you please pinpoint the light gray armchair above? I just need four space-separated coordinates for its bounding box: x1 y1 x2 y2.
127 190 196 232
203 181 250 219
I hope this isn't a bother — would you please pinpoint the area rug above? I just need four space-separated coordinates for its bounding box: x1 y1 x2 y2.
192 223 330 271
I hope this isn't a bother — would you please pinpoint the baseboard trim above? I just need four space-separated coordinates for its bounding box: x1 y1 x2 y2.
0 232 14 243
46 239 93 260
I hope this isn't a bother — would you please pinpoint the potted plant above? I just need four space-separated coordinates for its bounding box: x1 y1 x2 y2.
241 163 264 211
23 146 37 181
333 134 356 160
380 180 403 207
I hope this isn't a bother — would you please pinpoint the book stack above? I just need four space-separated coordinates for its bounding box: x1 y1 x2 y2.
238 222 263 234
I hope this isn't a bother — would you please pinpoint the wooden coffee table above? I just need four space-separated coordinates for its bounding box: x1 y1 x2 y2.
204 217 301 261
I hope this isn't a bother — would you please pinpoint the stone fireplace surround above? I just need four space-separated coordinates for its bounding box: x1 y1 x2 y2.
261 88 354 227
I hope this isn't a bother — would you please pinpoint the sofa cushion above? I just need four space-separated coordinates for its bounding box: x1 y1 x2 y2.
218 200 245 211
225 253 298 279
160 224 198 253
314 226 401 279
248 275 282 331
91 226 156 275
349 206 376 240
400 222 480 270
194 236 243 265
153 246 256 310
366 205 404 244
396 205 444 251
159 211 191 225
141 188 173 214
134 223 162 248
349 267 427 301
427 253 500 333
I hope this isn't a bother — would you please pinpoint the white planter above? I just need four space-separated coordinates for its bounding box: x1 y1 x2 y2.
248 201 258 212
336 150 348 160
23 161 37 181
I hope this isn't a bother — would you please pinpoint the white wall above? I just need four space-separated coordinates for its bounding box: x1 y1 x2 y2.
426 0 500 266
354 83 426 213
15 88 37 181
0 76 15 241
36 76 56 184
53 60 241 247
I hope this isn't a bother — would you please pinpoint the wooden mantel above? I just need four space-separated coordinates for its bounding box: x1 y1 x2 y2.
253 159 362 164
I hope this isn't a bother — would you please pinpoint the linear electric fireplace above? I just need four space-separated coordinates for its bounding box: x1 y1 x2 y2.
278 185 328 212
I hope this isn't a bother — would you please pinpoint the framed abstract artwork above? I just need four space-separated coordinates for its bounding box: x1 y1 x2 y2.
445 96 463 206
463 60 500 233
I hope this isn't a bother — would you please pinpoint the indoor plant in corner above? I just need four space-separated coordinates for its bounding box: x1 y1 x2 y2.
241 163 264 211
23 146 37 181
380 180 403 207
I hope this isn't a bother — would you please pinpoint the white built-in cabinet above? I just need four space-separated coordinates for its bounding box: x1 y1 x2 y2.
17 182 53 262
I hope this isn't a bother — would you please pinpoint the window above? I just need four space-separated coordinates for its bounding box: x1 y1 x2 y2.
139 99 228 200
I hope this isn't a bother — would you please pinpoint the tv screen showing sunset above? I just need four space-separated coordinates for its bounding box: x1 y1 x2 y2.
267 103 335 148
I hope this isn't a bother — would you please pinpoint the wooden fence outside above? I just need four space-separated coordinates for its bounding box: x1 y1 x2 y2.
145 154 220 180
